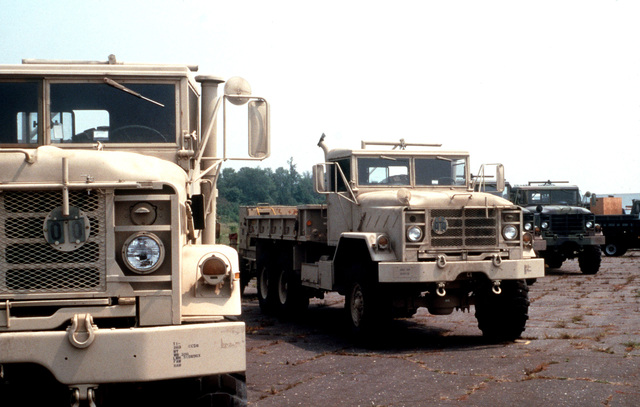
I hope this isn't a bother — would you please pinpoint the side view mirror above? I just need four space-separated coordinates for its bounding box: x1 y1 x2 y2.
313 164 329 194
495 164 505 193
248 100 270 158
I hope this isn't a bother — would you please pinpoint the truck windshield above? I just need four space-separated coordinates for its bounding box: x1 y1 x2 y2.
50 82 176 143
0 80 176 145
524 189 580 205
415 157 466 186
358 157 410 185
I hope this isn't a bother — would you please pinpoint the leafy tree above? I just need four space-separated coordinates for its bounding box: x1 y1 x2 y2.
216 158 323 223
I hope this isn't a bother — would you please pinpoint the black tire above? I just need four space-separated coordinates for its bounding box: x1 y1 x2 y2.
96 373 247 407
276 267 309 317
257 264 277 314
578 245 601 274
345 280 391 335
197 373 247 407
603 242 626 257
239 259 251 296
544 253 564 269
474 280 530 341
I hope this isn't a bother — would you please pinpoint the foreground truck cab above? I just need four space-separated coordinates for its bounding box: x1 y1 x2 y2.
508 182 604 274
0 56 269 406
238 136 544 341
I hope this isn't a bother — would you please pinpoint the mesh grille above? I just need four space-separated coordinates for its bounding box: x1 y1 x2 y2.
430 208 498 247
547 214 588 235
1 190 106 294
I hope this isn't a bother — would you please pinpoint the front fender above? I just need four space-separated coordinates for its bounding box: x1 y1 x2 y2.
339 232 397 262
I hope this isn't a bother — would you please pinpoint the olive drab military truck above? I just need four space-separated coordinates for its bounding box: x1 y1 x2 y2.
508 182 604 274
238 136 544 341
0 56 269 406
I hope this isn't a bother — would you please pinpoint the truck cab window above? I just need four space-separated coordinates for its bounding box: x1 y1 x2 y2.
0 82 39 144
357 157 410 185
528 189 578 206
50 82 176 143
415 157 466 186
327 158 351 192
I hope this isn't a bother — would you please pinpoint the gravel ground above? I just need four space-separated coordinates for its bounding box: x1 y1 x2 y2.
242 252 640 406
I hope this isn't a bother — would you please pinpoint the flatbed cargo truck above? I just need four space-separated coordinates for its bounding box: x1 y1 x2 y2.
595 199 640 256
238 136 544 340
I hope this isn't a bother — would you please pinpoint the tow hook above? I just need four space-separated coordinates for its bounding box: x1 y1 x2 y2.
492 280 502 295
436 282 447 297
67 314 97 349
492 254 502 267
70 385 97 407
436 255 447 269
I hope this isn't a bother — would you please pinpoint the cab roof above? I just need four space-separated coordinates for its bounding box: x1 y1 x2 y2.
0 56 209 89
326 148 470 161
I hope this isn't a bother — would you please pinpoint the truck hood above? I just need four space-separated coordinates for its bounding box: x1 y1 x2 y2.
0 146 187 193
522 205 591 215
357 188 514 209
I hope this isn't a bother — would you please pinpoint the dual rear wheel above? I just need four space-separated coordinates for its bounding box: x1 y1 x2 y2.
257 261 308 317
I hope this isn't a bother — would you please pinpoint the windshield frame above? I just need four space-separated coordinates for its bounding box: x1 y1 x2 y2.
518 188 581 206
46 78 180 145
0 77 182 147
354 154 469 188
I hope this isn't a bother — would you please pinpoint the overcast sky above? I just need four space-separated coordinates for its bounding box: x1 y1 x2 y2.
1 0 639 194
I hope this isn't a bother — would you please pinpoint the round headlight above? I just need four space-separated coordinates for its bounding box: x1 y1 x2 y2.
122 232 165 274
541 221 550 230
585 221 594 229
406 226 423 242
523 222 533 231
502 225 519 240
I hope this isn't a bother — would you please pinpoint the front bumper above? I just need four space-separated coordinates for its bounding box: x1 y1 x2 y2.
542 234 605 247
0 321 245 385
378 258 545 283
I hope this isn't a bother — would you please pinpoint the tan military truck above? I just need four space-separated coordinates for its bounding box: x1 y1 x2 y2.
0 56 269 406
238 136 544 341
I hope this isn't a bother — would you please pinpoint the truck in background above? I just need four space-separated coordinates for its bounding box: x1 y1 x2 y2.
591 197 640 256
0 56 270 406
508 182 604 274
238 136 544 341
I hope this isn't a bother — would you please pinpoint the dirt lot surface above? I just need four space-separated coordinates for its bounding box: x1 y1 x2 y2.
242 253 640 406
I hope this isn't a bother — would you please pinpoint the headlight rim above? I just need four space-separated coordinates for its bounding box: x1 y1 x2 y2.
406 226 424 242
502 224 519 240
121 232 165 274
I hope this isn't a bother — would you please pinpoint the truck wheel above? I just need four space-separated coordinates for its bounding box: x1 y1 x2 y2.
257 265 277 314
544 253 563 269
474 280 529 341
578 245 601 274
197 373 248 407
276 268 309 317
345 281 390 335
603 242 626 257
97 373 247 407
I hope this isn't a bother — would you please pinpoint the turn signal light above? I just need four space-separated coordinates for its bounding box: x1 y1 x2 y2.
202 257 228 276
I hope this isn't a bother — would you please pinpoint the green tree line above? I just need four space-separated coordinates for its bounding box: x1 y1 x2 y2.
217 158 324 224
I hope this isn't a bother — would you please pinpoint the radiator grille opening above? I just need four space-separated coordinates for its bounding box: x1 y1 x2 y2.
1 190 106 293
430 208 498 247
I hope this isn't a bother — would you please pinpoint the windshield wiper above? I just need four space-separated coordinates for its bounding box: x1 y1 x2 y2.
103 77 165 107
